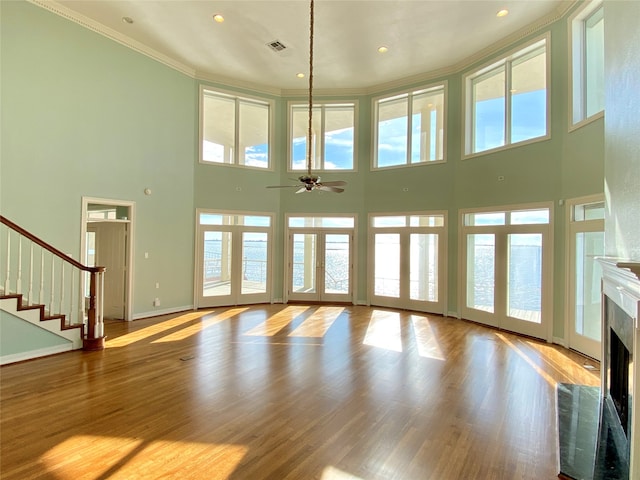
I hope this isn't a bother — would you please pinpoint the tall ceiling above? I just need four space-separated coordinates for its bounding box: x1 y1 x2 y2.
48 0 574 92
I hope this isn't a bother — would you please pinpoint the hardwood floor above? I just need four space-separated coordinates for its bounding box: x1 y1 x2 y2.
1 305 600 480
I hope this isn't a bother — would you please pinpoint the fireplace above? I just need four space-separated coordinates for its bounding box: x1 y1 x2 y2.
598 258 640 479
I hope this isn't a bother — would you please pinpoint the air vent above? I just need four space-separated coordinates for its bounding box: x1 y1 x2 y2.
266 40 287 52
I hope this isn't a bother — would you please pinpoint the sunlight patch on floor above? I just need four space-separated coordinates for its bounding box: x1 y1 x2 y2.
289 306 344 337
153 307 249 343
106 311 212 348
321 466 365 480
363 310 403 352
496 333 556 386
410 315 445 361
41 434 248 480
243 305 310 336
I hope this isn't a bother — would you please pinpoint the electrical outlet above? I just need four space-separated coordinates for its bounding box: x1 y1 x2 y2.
156 282 160 289
153 298 160 307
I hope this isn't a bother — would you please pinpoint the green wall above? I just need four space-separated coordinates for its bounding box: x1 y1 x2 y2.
1 0 604 345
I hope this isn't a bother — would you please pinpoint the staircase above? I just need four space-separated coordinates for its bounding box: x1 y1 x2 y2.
1 215 105 364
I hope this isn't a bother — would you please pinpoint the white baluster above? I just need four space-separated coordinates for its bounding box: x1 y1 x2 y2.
59 258 65 324
4 229 10 293
39 250 44 304
49 255 55 314
28 242 34 305
16 237 22 295
69 266 75 325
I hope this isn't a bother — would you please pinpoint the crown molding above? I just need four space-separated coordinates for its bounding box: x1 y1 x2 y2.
195 71 284 97
27 0 196 78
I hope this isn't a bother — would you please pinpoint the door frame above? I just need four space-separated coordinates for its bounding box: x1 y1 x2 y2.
81 196 135 322
564 193 605 359
458 202 554 342
283 214 357 305
194 209 274 308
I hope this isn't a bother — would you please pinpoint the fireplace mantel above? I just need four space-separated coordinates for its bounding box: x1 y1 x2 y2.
597 257 640 480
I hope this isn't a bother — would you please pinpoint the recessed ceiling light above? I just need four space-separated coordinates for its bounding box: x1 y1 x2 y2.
213 14 224 23
297 73 305 78
377 46 389 54
122 16 134 24
496 9 509 17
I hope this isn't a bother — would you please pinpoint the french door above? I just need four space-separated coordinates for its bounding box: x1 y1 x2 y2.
460 204 553 341
369 212 447 314
286 216 354 303
566 196 605 360
195 210 272 308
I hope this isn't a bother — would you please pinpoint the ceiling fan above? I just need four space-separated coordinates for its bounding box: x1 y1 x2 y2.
267 0 347 194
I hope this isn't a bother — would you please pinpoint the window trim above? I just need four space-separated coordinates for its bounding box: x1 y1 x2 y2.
372 81 448 171
199 85 275 171
286 99 358 173
462 33 551 159
567 1 604 132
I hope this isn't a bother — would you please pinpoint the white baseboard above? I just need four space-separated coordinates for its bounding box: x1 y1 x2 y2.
132 305 194 321
447 310 460 319
552 336 567 347
0 343 73 366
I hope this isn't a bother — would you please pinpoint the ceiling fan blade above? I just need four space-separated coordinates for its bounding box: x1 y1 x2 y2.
266 185 299 189
295 186 309 194
318 185 344 193
319 180 347 187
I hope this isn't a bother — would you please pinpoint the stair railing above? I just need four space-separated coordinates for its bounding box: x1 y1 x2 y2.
0 215 106 350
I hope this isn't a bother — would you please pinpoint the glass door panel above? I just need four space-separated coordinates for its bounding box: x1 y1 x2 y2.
466 233 495 313
410 233 438 302
374 233 400 298
241 232 268 295
203 230 232 298
292 233 317 294
575 231 604 341
507 233 542 323
324 234 350 295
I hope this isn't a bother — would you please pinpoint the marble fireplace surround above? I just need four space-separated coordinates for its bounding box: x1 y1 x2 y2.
598 258 640 479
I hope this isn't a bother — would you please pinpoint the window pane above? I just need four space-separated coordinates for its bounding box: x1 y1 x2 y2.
464 212 506 226
199 213 224 225
289 217 354 228
574 201 605 221
239 101 269 168
507 234 542 323
410 234 438 302
585 7 604 117
412 90 444 162
575 231 604 340
377 96 408 167
202 93 234 164
325 234 350 294
373 216 407 228
511 48 547 143
466 234 494 312
510 209 550 225
409 215 445 227
203 231 232 297
374 233 400 297
236 215 271 227
292 233 316 293
291 105 321 170
324 105 354 170
242 232 268 294
473 66 505 153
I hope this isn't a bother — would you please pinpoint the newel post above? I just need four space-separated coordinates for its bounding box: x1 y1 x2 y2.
83 266 106 351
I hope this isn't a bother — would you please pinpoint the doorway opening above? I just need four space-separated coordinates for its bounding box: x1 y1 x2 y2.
81 197 135 321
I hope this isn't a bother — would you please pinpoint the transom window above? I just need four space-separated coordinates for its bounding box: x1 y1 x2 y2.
200 86 273 169
373 84 446 169
289 102 356 171
464 36 549 156
569 1 604 128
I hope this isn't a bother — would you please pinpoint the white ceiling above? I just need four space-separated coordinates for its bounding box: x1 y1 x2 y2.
50 0 574 93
